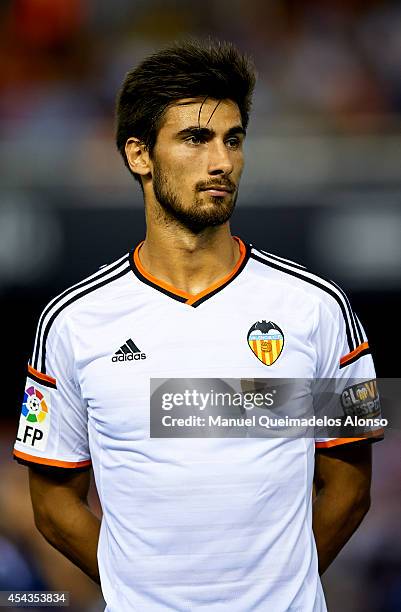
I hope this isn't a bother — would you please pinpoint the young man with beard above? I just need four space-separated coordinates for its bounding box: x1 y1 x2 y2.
14 41 382 611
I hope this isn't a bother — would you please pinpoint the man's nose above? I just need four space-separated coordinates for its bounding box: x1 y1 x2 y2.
207 141 234 176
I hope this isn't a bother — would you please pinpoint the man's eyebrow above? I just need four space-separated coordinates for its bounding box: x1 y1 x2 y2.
226 125 246 137
175 125 246 138
176 126 214 138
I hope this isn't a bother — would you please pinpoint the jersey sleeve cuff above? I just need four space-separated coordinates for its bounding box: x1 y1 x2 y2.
27 365 57 389
339 342 371 369
13 448 91 469
315 430 384 449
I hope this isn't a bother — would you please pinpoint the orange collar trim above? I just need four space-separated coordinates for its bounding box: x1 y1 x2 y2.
130 237 250 307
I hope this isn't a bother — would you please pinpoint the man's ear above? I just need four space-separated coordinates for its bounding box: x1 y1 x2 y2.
125 138 151 177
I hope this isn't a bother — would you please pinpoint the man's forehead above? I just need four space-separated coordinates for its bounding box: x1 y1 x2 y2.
161 98 242 130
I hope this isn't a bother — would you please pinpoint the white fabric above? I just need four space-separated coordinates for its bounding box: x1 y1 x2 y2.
14 244 378 611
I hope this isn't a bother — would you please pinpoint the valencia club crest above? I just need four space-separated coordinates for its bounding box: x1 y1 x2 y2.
247 321 284 366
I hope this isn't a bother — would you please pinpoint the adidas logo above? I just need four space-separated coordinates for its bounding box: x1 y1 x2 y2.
112 338 146 362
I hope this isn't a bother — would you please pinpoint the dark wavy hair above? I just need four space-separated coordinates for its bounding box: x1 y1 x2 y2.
115 39 256 181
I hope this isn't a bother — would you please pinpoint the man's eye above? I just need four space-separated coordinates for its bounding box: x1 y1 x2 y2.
185 135 204 145
226 138 240 148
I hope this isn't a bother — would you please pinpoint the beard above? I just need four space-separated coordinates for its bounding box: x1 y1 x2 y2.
152 162 238 233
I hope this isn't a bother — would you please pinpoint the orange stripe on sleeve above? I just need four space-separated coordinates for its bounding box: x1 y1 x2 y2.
13 449 91 469
28 365 57 386
339 342 369 367
315 429 384 449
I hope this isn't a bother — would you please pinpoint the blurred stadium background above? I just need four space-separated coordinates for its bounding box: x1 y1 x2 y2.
0 0 400 610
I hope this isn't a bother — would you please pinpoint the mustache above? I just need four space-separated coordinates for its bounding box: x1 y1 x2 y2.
196 179 236 193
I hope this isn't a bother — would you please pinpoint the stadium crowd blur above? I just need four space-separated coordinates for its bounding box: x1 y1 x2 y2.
1 1 400 610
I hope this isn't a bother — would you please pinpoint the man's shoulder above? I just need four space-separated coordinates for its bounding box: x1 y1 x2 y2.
38 252 132 330
248 244 350 315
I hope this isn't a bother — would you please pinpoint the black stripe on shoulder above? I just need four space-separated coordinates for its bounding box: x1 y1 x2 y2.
252 247 362 347
354 316 364 345
252 248 361 347
39 264 130 373
32 255 129 370
255 248 307 271
330 278 364 346
251 248 362 348
250 251 356 352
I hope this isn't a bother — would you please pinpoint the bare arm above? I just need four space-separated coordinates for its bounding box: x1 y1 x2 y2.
29 465 101 584
313 443 372 575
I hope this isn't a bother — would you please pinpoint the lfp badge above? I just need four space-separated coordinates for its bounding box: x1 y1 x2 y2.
247 320 284 366
22 386 48 423
16 384 51 451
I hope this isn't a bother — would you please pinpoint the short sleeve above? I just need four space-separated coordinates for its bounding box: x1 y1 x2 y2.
13 310 91 470
313 296 384 449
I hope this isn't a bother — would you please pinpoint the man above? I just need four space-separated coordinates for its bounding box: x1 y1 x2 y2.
13 40 382 611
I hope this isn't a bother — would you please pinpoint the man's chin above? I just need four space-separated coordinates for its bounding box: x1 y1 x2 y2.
182 211 234 231
180 199 236 230
153 184 236 231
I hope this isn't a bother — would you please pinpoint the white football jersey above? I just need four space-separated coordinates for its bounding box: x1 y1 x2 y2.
14 238 382 612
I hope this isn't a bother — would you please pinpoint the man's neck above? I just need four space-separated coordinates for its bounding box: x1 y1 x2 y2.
139 224 240 296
